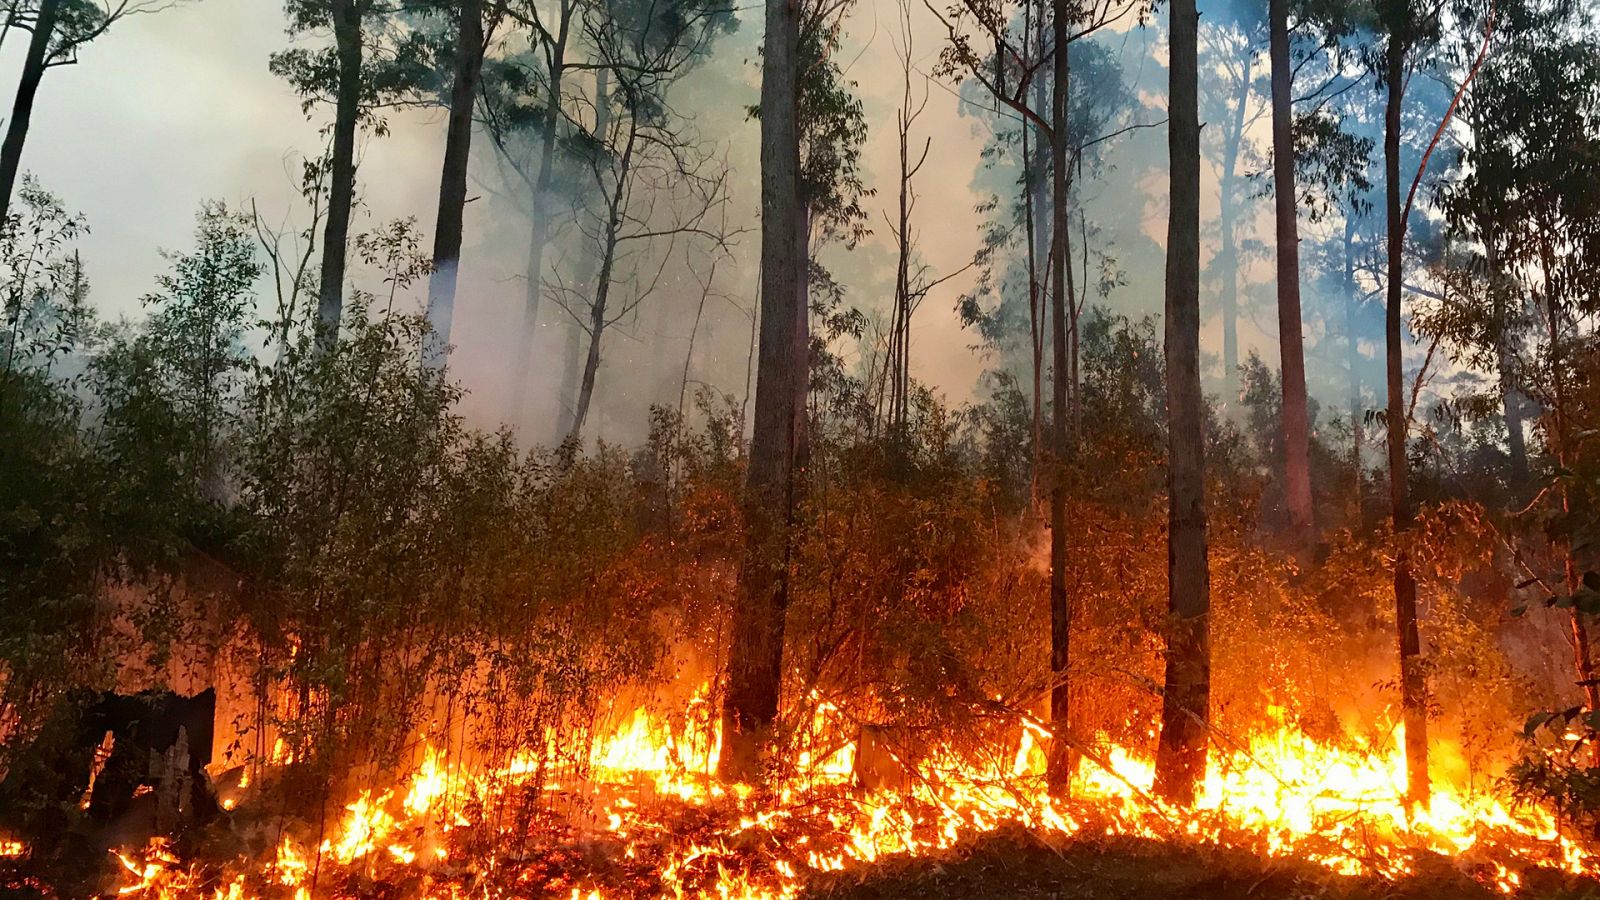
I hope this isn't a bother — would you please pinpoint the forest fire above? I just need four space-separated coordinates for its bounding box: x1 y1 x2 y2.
70 685 1589 899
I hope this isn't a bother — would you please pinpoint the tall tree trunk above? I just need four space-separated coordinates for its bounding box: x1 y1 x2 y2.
0 0 58 223
720 0 802 783
794 203 811 472
1344 216 1363 523
1153 0 1210 807
1537 233 1600 766
1027 60 1049 495
1044 0 1073 797
317 0 362 347
1383 34 1429 810
507 0 571 424
1216 53 1248 406
424 0 488 369
1269 0 1314 545
1480 220 1527 486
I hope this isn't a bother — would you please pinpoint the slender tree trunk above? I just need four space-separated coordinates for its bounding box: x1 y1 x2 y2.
0 0 57 223
1537 234 1600 766
1153 0 1210 807
566 114 634 444
1344 217 1364 523
507 0 570 423
1026 61 1048 496
317 0 362 347
1269 0 1314 545
1044 0 1073 797
720 0 803 783
1216 54 1248 406
1383 35 1429 810
424 0 487 369
1479 221 1527 486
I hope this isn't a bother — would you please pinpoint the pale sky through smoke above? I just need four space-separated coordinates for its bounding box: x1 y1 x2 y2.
0 0 1302 443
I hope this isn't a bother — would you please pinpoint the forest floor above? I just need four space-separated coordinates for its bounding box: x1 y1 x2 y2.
804 825 1600 900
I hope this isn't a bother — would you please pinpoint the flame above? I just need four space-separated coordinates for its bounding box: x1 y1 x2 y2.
108 687 1593 899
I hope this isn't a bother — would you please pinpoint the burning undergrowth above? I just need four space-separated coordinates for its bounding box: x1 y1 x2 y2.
2 312 1597 898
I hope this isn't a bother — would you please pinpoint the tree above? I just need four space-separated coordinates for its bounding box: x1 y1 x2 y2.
1152 0 1209 807
927 0 1144 797
1373 0 1491 808
422 0 508 368
1198 0 1265 405
0 0 175 222
1269 0 1313 544
481 0 586 425
554 0 733 442
273 0 432 345
720 0 803 783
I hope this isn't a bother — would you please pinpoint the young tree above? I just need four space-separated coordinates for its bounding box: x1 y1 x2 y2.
1153 0 1209 807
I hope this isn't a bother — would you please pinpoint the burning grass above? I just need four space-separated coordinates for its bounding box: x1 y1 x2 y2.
16 686 1589 899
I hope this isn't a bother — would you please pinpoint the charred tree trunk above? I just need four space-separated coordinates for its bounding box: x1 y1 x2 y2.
1269 0 1314 545
720 0 803 784
1153 0 1210 807
1383 34 1429 810
0 0 58 223
424 0 488 369
316 0 363 347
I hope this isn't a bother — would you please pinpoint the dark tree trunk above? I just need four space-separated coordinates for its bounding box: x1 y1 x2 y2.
424 0 488 369
1043 0 1074 798
1153 0 1210 807
719 0 803 784
0 0 58 222
1383 34 1429 810
1269 0 1314 545
317 0 363 347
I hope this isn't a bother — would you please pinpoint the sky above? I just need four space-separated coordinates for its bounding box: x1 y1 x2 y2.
1 0 1316 445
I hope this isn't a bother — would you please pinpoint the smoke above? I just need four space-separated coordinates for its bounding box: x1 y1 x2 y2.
3 0 1396 449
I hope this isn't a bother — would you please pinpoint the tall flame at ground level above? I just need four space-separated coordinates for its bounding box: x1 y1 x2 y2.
94 688 1595 898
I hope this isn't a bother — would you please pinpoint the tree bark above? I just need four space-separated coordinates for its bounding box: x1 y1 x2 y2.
1383 32 1429 810
1269 0 1314 545
424 0 488 369
0 0 58 223
1153 0 1210 808
719 0 803 784
316 0 363 348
